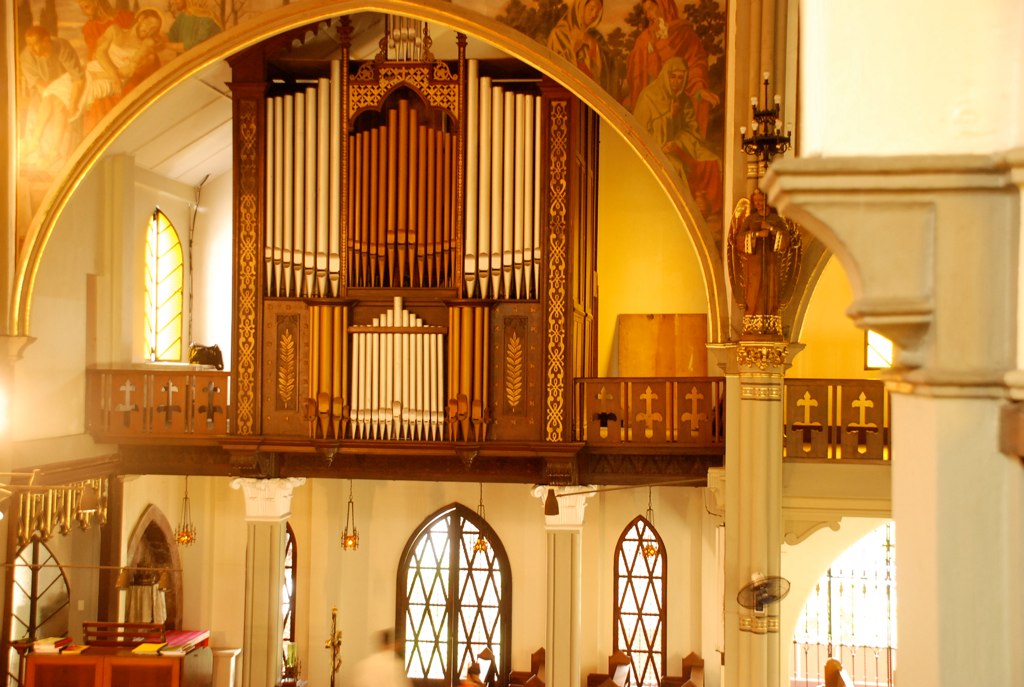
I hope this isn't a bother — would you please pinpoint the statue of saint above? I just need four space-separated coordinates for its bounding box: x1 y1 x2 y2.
728 189 801 337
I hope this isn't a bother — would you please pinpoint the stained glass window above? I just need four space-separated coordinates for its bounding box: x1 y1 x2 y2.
398 504 510 687
614 516 666 687
144 208 184 362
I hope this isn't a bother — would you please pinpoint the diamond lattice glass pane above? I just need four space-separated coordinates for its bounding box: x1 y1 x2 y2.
144 211 183 361
406 515 453 679
616 518 665 687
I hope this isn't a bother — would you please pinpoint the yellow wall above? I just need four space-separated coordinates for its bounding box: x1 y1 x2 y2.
788 258 880 379
596 124 708 377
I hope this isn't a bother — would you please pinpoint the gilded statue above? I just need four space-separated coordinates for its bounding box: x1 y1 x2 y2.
727 189 802 338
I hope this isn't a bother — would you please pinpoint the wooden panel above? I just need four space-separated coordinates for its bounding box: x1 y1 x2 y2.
784 380 833 459
261 300 309 436
617 314 707 377
489 302 543 441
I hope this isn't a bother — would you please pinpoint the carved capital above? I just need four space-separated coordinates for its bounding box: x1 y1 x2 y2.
230 477 306 521
736 343 788 371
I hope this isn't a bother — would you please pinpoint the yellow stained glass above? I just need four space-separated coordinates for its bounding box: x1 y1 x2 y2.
144 209 183 362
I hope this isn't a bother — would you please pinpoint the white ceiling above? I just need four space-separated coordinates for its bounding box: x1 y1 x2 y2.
104 17 512 190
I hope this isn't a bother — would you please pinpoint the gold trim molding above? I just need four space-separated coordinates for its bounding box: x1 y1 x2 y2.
738 614 780 634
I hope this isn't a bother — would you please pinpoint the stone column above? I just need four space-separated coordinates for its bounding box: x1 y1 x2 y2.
533 487 594 687
231 477 305 687
720 343 787 687
765 154 1024 686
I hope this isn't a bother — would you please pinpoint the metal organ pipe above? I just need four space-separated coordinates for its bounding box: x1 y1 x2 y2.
461 73 542 300
349 298 445 441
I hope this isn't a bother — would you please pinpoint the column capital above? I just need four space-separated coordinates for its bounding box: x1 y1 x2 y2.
230 477 305 521
532 485 595 529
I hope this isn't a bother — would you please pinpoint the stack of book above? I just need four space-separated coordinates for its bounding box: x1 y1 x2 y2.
159 629 210 656
33 637 72 654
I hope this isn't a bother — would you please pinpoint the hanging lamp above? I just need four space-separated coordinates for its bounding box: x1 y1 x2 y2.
174 476 197 546
474 483 488 553
642 487 659 558
341 480 359 551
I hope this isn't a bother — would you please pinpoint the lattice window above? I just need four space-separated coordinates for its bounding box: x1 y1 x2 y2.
614 516 666 687
791 523 897 687
282 523 297 643
8 539 70 686
398 503 510 687
144 208 184 362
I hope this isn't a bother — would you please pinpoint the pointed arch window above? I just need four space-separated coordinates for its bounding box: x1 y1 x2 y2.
614 515 666 687
8 539 71 686
282 522 297 644
144 208 184 362
397 503 511 687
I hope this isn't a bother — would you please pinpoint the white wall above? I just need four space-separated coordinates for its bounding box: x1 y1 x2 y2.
799 0 1024 156
116 477 718 687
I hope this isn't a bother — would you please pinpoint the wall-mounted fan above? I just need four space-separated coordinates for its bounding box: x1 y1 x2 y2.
736 573 791 613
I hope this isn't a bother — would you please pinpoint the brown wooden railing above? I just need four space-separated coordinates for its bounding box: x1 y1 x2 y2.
574 378 725 446
84 369 889 463
784 379 890 462
86 368 230 439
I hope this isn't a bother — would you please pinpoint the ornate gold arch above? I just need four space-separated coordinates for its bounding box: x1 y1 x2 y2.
12 0 728 341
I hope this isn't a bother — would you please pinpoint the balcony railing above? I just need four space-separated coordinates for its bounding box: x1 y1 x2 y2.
84 370 890 463
573 378 725 447
784 379 890 462
87 368 230 439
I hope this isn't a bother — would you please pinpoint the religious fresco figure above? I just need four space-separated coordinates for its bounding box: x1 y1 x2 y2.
18 25 85 168
727 189 802 338
77 8 165 134
77 0 135 60
167 0 223 54
632 57 722 219
546 0 618 98
623 0 718 137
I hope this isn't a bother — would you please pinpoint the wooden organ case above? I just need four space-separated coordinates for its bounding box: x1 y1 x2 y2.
226 16 598 477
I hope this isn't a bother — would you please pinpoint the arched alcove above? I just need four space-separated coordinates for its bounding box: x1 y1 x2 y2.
14 0 727 342
125 504 184 630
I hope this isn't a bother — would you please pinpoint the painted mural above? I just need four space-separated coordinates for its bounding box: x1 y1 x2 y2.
12 0 726 256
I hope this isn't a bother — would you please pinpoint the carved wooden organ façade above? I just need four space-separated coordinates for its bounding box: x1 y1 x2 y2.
226 15 598 456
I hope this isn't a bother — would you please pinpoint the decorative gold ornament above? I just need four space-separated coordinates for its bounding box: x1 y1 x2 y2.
505 330 524 411
736 344 788 370
742 314 783 336
545 100 569 442
236 98 259 435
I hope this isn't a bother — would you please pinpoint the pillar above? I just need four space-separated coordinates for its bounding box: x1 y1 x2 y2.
534 486 594 687
720 342 786 687
231 477 305 687
765 153 1024 686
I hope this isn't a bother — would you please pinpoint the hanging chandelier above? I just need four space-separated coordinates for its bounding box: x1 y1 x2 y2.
175 476 197 546
341 480 359 551
474 483 488 553
642 488 659 558
739 72 792 174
